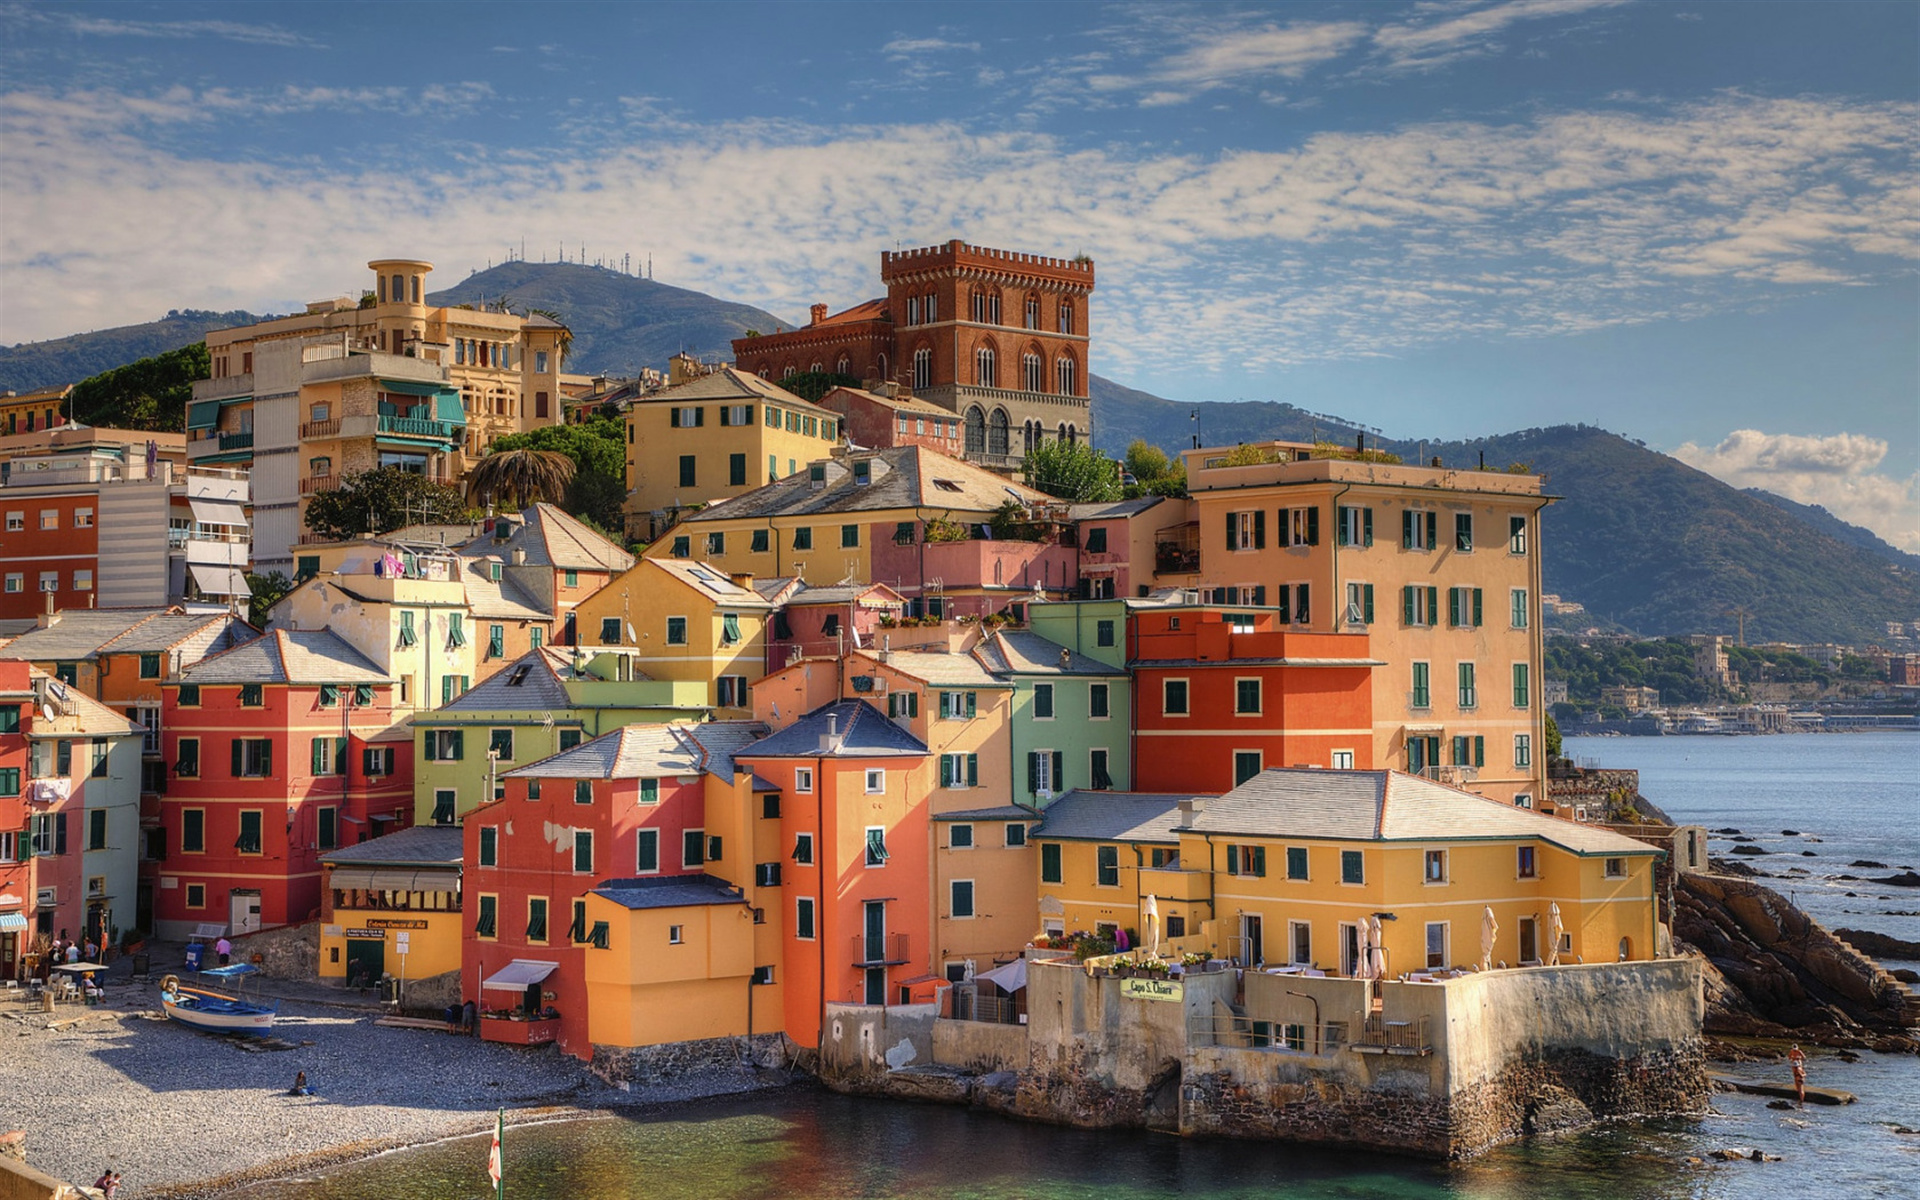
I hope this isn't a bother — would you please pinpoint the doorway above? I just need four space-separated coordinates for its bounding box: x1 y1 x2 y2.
1239 914 1263 967
345 936 384 987
1518 917 1538 965
1340 922 1360 977
230 890 262 936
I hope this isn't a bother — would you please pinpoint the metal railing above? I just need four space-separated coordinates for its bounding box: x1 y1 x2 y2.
218 431 254 451
167 527 249 547
1187 1015 1347 1054
378 414 459 439
944 989 1020 1024
1354 1014 1431 1055
850 932 911 967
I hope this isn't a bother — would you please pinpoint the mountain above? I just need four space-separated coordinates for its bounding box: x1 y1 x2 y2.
0 309 267 394
1090 380 1919 646
427 262 786 376
1742 489 1920 574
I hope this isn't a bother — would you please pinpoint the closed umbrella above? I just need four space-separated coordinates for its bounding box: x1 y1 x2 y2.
1479 907 1500 972
1546 902 1563 967
1369 915 1387 981
1355 915 1373 979
1143 893 1161 959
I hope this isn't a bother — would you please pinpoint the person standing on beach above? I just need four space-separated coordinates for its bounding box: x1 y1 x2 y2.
1788 1044 1807 1108
215 936 232 967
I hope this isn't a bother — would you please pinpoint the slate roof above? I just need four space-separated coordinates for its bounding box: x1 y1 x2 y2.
739 699 928 759
0 609 246 662
177 628 387 685
434 648 582 714
1034 792 1192 844
645 559 773 607
752 576 805 605
25 672 140 738
504 724 704 779
102 613 253 655
592 874 749 911
1184 769 1661 857
933 805 1037 821
460 504 633 573
683 445 1043 522
630 367 832 413
975 631 1125 677
318 825 463 867
865 649 1005 688
459 559 552 619
1068 497 1166 521
681 720 773 780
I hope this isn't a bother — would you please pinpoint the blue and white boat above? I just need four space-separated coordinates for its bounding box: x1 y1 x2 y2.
159 965 278 1034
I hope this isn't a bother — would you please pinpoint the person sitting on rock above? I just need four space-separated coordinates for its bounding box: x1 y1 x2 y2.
289 1070 311 1097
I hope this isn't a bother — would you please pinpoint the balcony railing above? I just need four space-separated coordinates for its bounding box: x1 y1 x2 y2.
218 431 254 451
301 418 341 439
301 475 339 496
851 932 911 967
377 414 458 440
168 527 249 547
1156 543 1201 574
1354 1014 1432 1056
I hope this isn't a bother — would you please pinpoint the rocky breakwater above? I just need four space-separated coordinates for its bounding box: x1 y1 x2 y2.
1675 870 1919 1051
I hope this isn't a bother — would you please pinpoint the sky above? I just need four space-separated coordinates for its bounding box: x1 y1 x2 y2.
1 1 1915 548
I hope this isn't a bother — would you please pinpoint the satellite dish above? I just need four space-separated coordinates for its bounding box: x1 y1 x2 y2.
42 704 56 722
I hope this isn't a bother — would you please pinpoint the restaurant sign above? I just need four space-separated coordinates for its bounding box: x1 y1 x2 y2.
366 919 429 930
1120 977 1183 1003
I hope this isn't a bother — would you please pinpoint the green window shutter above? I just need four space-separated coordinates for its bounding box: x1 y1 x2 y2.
967 755 978 787
231 739 243 777
488 626 504 657
1027 753 1039 794
1306 506 1319 545
1474 736 1486 768
1402 586 1415 625
1448 588 1461 627
1227 844 1240 875
449 730 464 761
1052 750 1064 791
1041 842 1062 883
1252 508 1265 549
1225 511 1236 550
441 675 453 705
1472 589 1483 627
310 738 325 775
1401 510 1414 548
1363 584 1375 624
941 756 954 787
1426 587 1438 625
965 692 976 718
1363 508 1373 546
1253 846 1267 877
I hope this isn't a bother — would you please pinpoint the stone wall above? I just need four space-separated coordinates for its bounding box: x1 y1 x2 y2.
232 920 319 980
398 969 461 1015
589 1033 793 1090
932 1018 1028 1074
817 1003 939 1086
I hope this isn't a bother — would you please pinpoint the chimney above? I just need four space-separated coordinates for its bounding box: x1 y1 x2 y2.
511 548 527 565
1176 798 1196 825
1059 647 1071 669
820 712 839 754
729 571 755 591
40 593 57 624
809 303 828 327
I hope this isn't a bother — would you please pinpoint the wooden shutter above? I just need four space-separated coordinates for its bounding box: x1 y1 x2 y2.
1402 586 1415 625
231 739 244 776
1226 511 1237 551
1295 584 1310 625
1306 506 1319 545
1402 510 1415 548
965 692 977 718
311 738 325 775
1424 511 1437 547
941 756 954 787
1363 584 1375 624
1363 508 1373 546
1474 736 1486 768
1426 587 1438 625
1253 846 1267 877
1472 589 1483 627
1052 751 1065 791
967 755 978 787
1027 752 1039 794
1449 588 1461 627
1253 508 1265 549
1227 844 1240 875
1251 585 1266 606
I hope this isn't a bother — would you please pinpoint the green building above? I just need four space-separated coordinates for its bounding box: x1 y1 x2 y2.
974 627 1132 808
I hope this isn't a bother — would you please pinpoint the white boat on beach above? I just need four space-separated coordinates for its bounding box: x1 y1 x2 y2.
159 970 277 1034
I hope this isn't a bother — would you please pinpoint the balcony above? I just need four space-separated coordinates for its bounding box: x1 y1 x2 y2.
301 418 341 439
377 414 458 441
300 475 339 496
851 932 911 967
218 431 254 451
1354 1014 1432 1056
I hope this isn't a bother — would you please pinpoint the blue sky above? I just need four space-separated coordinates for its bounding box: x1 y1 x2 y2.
1 1 1915 546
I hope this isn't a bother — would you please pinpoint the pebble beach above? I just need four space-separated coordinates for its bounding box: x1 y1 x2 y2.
0 980 783 1198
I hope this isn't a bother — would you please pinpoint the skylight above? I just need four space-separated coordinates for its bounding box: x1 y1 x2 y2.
931 479 962 493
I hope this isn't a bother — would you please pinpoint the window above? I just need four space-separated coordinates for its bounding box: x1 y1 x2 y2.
683 829 706 868
950 880 975 919
397 611 417 648
309 736 346 776
678 455 697 488
1402 586 1439 627
1426 922 1448 969
792 832 814 865
1056 356 1077 395
864 769 885 794
1282 506 1319 547
1458 662 1477 709
564 570 578 588
1041 842 1062 883
1096 845 1120 887
1509 515 1528 555
939 753 978 789
474 894 498 938
1089 683 1109 719
2 512 18 532
938 691 977 720
1448 587 1483 629
527 779 543 800
1516 845 1538 878
487 624 505 659
569 899 589 944
751 528 770 553
87 808 107 851
1090 748 1113 790
729 453 747 487
424 729 464 761
0 766 22 797
1286 846 1309 880
527 897 549 943
432 790 456 825
1226 844 1267 877
1332 749 1354 770
635 828 660 873
478 826 498 867
792 527 813 551
1424 849 1447 883
362 746 394 776
574 779 594 804
1340 850 1365 885
796 897 816 940
1235 678 1262 715
1028 750 1063 796
1509 588 1531 630
670 406 704 428
439 674 470 705
1094 617 1117 647
666 617 688 645
182 809 204 853
888 691 918 719
1411 662 1431 709
1515 734 1533 769
1024 352 1043 392
1338 505 1373 547
2 574 18 593
319 684 340 708
670 535 691 558
1345 582 1375 626
1454 512 1473 552
1033 683 1054 719
240 683 264 707
170 736 200 778
40 509 58 531
1407 734 1441 774
447 612 467 649
1513 663 1531 708
1233 751 1262 786
1162 679 1188 716
236 810 263 854
717 675 748 707
1452 735 1486 768
186 884 206 909
573 829 593 873
1005 822 1027 848
864 826 889 866
794 768 814 793
1605 857 1628 879
1226 509 1264 551
231 738 272 777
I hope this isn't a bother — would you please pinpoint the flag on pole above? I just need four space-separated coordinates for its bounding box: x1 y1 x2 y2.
487 1107 504 1197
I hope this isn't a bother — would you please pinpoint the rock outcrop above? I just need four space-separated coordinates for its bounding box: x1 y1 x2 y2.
1675 872 1919 1050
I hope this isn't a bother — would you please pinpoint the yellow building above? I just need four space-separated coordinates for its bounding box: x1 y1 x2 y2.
624 368 842 539
1179 441 1549 807
569 557 772 718
1030 791 1192 946
0 384 72 436
1170 768 1660 975
581 876 762 1049
318 826 465 988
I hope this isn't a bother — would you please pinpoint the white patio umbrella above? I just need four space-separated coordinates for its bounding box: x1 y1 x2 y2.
1368 915 1387 981
1546 902 1564 967
1479 907 1500 972
1143 893 1161 959
1355 915 1374 979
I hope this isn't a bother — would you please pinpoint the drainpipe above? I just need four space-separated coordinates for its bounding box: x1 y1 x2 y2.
816 753 827 1040
1327 483 1351 634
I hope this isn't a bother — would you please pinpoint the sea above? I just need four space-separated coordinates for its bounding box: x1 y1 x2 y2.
231 732 1920 1200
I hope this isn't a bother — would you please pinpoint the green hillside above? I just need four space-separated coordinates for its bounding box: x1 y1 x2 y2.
0 309 264 394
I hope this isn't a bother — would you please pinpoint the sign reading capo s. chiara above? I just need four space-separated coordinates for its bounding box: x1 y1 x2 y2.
1120 977 1183 1002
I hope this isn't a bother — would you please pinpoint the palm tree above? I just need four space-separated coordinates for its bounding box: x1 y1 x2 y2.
465 448 576 509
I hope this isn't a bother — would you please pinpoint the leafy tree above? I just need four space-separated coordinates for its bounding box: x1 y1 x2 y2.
1022 439 1123 504
487 417 627 533
775 371 863 404
303 468 475 541
68 342 210 432
245 571 295 627
1543 712 1562 761
1122 438 1187 498
464 448 576 509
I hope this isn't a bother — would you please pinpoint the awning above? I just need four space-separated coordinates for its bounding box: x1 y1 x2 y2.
186 400 222 431
187 496 248 527
326 866 460 892
433 392 467 425
975 957 1029 992
378 378 455 397
190 564 250 597
482 959 558 992
0 913 27 932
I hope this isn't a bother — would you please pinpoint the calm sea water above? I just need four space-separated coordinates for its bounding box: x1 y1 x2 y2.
232 734 1920 1200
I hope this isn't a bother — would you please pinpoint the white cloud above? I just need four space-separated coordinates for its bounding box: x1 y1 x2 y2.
1374 0 1629 71
882 37 979 56
1673 430 1920 552
37 9 323 48
1153 21 1370 85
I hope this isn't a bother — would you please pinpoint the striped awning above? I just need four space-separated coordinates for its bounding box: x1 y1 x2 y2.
190 564 250 597
0 912 28 932
327 866 460 893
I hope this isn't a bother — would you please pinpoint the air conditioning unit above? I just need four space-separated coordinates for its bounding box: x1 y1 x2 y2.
36 887 56 907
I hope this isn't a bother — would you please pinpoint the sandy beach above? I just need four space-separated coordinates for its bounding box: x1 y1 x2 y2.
0 978 782 1198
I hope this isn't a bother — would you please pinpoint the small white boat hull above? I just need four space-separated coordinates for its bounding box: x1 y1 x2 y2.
161 987 277 1034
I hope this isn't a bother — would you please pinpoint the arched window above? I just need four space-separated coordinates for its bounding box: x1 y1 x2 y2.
876 353 888 380
391 274 405 302
924 292 938 322
836 355 850 375
1023 352 1043 392
1067 425 1078 446
912 348 932 391
783 365 797 379
810 361 823 373
1023 421 1037 453
1058 422 1068 442
988 409 1010 457
411 275 422 303
1056 354 1077 396
975 346 997 388
906 296 920 325
759 367 769 379
971 289 1002 325
964 406 987 454
1024 294 1040 330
